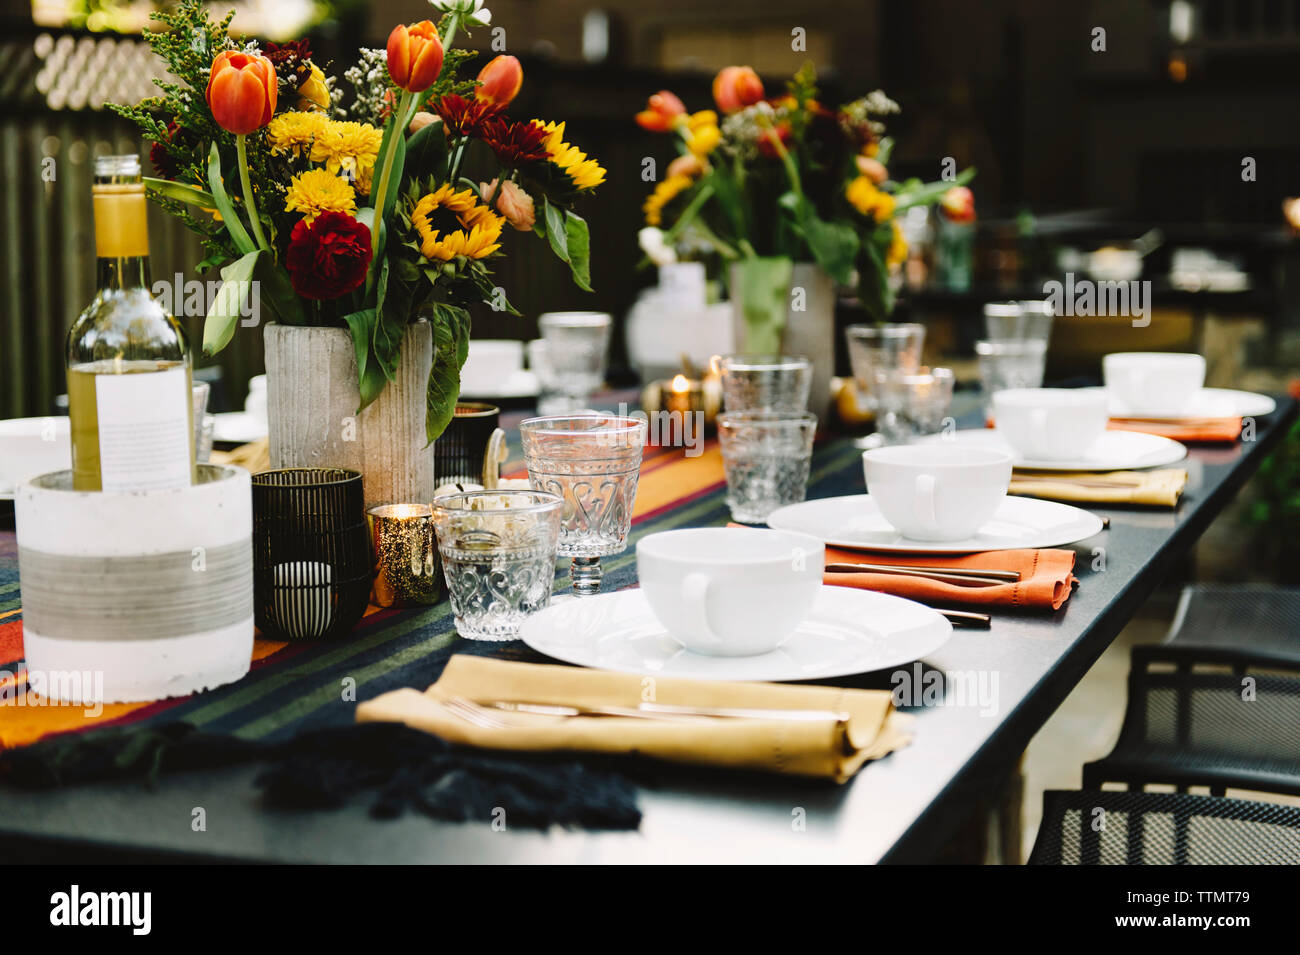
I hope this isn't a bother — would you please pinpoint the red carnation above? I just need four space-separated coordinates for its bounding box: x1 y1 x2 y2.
285 211 372 300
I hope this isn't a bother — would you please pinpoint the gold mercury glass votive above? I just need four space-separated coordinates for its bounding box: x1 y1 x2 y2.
367 503 442 608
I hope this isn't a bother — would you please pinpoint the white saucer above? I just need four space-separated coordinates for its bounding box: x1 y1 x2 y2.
1084 387 1276 421
767 494 1104 554
460 370 540 400
0 416 70 500
918 428 1187 471
211 411 268 444
519 586 951 682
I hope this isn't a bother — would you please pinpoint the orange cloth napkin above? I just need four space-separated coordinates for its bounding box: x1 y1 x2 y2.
1109 417 1241 444
823 546 1079 611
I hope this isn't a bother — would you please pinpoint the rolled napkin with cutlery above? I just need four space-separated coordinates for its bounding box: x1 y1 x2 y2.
1108 417 1241 444
356 655 912 783
1009 467 1187 507
823 546 1078 611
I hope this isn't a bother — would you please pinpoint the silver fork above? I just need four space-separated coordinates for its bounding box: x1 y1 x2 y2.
441 696 509 728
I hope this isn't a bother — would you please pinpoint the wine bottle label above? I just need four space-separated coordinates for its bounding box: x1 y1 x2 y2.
92 184 150 258
94 366 191 492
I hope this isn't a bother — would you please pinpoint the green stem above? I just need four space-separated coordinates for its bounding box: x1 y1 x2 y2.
235 134 268 252
369 89 414 266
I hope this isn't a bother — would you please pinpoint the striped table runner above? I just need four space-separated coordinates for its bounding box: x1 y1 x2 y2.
0 436 865 751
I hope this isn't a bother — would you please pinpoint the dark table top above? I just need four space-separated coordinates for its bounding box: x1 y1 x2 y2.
0 396 1294 864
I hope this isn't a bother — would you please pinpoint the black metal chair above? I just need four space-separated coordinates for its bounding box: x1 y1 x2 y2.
1163 584 1300 667
1028 789 1300 864
1082 644 1300 796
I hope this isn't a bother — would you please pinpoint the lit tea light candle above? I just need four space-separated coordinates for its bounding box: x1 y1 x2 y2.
661 374 704 445
367 503 441 608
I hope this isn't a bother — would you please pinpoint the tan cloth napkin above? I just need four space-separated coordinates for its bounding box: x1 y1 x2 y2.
356 655 912 783
1009 467 1188 507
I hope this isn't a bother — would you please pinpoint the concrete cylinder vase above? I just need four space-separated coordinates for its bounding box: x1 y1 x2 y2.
15 464 254 703
264 321 436 509
730 262 836 422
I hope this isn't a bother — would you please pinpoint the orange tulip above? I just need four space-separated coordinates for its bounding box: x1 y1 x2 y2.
206 51 277 135
940 185 976 223
476 54 523 106
712 66 763 114
635 90 686 132
387 20 444 93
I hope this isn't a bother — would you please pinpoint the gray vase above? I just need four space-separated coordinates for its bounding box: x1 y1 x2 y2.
729 261 836 422
264 321 435 508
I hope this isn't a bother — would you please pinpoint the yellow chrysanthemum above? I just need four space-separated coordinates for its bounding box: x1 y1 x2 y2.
687 123 720 158
687 110 717 132
642 173 693 227
886 220 908 269
267 110 329 157
411 184 504 261
846 175 895 223
310 120 383 186
531 119 606 191
284 168 357 224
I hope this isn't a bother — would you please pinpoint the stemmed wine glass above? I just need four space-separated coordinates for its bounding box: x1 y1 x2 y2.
519 414 647 596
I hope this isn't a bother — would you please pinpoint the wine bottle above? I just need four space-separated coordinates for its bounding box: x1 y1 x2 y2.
67 155 195 492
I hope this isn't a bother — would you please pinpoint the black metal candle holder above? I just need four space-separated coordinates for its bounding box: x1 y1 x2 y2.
434 402 501 487
251 467 372 641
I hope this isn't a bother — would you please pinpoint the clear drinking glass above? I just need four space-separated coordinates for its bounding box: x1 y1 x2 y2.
537 312 612 408
431 489 563 640
718 354 813 412
845 323 926 414
520 414 647 596
976 339 1048 418
984 301 1054 346
717 411 817 524
876 367 956 445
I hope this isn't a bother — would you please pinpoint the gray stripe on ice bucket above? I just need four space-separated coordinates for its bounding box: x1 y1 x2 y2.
18 540 253 641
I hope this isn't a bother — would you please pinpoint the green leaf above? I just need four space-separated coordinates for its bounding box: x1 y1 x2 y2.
893 166 976 212
426 303 472 444
544 198 569 263
376 123 407 223
800 211 859 285
251 252 305 325
402 119 450 185
202 250 261 356
563 210 593 292
205 144 256 256
144 177 215 208
342 308 389 410
735 256 792 355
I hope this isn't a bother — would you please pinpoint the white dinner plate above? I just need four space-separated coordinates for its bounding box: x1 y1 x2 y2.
460 370 540 400
211 411 268 444
519 586 951 682
0 417 70 500
917 428 1187 471
767 494 1105 554
1083 386 1276 421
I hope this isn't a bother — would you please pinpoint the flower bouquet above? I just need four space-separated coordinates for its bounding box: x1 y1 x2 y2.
636 63 972 351
113 0 604 442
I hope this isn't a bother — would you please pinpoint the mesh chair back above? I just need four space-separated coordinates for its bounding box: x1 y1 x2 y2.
1029 789 1300 865
1166 584 1300 667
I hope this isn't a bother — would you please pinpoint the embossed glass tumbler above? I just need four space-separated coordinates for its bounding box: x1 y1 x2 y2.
717 411 817 524
431 490 563 640
520 414 648 596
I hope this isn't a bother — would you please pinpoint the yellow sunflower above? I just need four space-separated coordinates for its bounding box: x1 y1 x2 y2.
411 184 504 261
267 111 328 157
284 168 357 223
642 173 693 227
846 175 895 223
531 119 606 191
310 120 383 187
